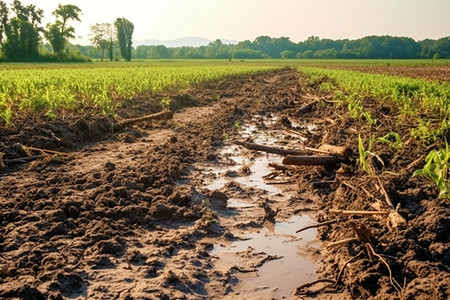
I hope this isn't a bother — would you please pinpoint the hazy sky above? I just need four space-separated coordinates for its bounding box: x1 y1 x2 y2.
5 0 450 44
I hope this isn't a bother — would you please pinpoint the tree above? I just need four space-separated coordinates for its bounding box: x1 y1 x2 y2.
114 18 134 61
90 23 114 61
3 0 43 60
45 4 81 57
0 1 9 48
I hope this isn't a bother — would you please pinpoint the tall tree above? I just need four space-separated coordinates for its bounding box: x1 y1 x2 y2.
3 0 43 59
90 23 114 61
0 1 9 48
114 17 134 61
45 4 81 57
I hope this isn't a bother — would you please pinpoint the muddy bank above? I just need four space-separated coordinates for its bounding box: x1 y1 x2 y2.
0 67 449 300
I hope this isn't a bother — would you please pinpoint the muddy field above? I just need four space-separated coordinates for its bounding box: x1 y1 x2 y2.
0 68 449 299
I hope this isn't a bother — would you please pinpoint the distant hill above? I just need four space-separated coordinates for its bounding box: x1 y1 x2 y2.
134 36 239 47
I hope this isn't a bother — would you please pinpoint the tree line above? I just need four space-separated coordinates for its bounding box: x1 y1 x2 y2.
78 35 449 61
0 1 448 62
0 0 134 62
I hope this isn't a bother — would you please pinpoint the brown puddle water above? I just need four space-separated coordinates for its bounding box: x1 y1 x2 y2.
201 116 322 298
212 215 320 298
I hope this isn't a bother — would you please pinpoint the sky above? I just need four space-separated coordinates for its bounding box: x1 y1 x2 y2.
4 0 450 45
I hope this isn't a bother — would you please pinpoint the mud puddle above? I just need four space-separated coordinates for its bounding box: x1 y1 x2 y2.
198 114 322 298
212 215 320 298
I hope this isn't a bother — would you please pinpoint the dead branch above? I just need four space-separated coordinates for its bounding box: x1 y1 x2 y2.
296 99 319 115
24 146 68 156
285 129 311 139
376 177 407 230
252 255 283 268
282 155 341 166
117 110 173 127
295 278 336 296
365 243 403 293
376 177 395 210
234 140 303 156
296 219 339 233
329 209 389 216
335 250 364 286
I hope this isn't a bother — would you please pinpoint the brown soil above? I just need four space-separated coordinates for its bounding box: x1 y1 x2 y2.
0 68 449 300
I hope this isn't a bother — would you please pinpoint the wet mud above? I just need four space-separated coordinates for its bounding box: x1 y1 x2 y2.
0 68 449 299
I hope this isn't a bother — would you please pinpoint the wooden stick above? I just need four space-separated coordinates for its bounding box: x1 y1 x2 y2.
296 219 339 233
282 155 341 166
295 278 336 296
285 129 310 138
25 146 67 156
296 99 319 114
376 177 407 230
335 250 364 286
235 140 303 156
377 177 395 209
329 209 389 216
117 110 173 127
366 243 403 293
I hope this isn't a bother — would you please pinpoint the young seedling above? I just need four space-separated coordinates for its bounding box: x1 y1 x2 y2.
376 132 402 151
414 143 450 199
160 97 171 110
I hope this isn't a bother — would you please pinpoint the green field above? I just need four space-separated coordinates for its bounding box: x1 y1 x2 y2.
0 60 290 125
1 59 449 128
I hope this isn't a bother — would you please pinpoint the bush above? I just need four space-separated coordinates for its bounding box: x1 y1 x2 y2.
280 50 294 59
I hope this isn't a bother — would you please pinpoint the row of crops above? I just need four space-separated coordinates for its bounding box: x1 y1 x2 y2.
1 60 449 128
299 66 450 144
0 61 287 125
298 66 450 199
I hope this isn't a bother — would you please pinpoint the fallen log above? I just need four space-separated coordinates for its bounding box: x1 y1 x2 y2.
234 140 303 156
117 110 173 128
282 155 341 166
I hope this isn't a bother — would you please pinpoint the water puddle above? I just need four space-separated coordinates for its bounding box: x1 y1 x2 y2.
204 150 285 196
200 114 321 298
212 215 320 298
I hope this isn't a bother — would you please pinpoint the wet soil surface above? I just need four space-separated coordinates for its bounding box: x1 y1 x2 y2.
0 68 449 299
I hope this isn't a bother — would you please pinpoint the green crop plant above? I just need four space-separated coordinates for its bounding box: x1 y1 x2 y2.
376 132 403 151
0 106 13 126
0 61 286 124
299 66 450 144
160 97 172 110
357 133 401 176
357 134 377 176
343 93 377 125
414 143 450 199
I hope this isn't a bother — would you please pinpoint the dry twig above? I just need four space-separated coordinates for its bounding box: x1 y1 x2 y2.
296 219 339 233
